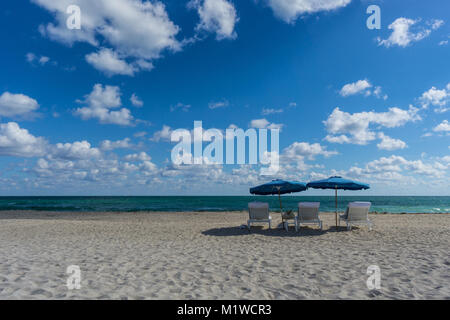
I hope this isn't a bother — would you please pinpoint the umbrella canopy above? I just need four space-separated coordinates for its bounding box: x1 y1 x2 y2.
250 179 307 195
307 176 370 227
307 176 370 191
250 179 308 214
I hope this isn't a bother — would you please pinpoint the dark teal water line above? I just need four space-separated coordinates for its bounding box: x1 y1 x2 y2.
0 196 449 213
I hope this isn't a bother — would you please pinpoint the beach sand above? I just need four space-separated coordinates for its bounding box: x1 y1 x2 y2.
0 210 449 300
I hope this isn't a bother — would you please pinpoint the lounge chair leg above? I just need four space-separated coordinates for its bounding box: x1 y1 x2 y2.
268 220 271 230
347 223 351 231
319 221 323 230
247 221 251 230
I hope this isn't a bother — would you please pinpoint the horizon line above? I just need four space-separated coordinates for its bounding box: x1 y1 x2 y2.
0 195 449 197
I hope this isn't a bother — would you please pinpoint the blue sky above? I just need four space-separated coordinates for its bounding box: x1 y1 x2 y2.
0 0 449 196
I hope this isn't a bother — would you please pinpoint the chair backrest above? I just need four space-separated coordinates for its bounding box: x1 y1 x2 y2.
298 202 320 221
248 202 269 220
347 202 371 221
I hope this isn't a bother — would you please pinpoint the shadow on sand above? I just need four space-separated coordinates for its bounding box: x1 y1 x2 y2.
202 224 330 237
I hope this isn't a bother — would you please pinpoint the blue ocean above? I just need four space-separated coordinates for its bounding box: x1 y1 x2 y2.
0 196 449 213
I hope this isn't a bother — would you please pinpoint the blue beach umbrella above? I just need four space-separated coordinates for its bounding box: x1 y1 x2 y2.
307 176 370 227
250 179 308 212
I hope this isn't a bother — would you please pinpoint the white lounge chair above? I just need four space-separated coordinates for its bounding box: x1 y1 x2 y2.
247 202 272 230
339 202 373 231
295 202 322 232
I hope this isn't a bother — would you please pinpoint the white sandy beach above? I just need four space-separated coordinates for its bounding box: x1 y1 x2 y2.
0 210 449 300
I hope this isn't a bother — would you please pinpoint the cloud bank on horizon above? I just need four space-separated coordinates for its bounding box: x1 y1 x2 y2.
0 0 449 195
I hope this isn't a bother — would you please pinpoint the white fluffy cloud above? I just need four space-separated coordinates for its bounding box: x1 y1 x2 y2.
265 0 351 24
377 18 444 48
433 120 450 132
74 84 134 126
85 48 140 76
249 119 269 128
324 106 420 145
26 52 52 66
0 122 47 157
339 79 387 99
100 138 133 151
0 92 39 118
340 79 371 97
190 0 238 40
31 155 157 187
125 152 151 162
51 141 101 160
39 56 50 65
346 155 445 180
32 0 181 75
372 86 387 100
420 83 450 113
254 141 338 180
249 118 284 130
130 93 144 107
377 133 407 151
0 123 165 190
150 125 173 142
139 160 158 175
25 53 36 63
0 123 107 160
283 142 337 160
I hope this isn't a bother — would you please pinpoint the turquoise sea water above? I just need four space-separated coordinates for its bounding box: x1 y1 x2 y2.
0 196 449 213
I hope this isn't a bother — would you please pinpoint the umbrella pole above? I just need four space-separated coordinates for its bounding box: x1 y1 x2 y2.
335 186 338 227
278 190 282 212
278 189 284 230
